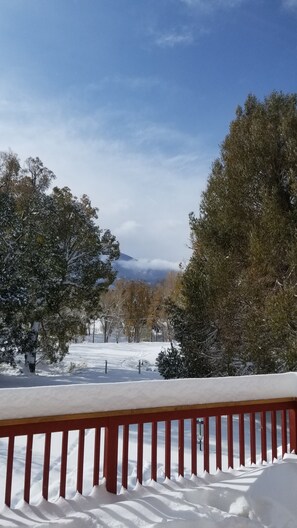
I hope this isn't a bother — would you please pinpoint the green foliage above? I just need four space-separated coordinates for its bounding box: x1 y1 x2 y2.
0 151 119 370
166 256 218 378
156 343 185 379
175 92 297 376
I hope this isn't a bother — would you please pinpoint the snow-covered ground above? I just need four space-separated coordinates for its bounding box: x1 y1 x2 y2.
2 456 297 527
0 342 163 389
0 342 296 527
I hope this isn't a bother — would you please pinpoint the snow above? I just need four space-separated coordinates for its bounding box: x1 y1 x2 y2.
0 342 297 527
0 342 162 388
1 457 297 527
0 343 296 420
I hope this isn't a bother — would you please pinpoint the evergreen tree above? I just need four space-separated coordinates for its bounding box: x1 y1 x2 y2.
156 343 185 379
0 152 119 371
173 92 297 376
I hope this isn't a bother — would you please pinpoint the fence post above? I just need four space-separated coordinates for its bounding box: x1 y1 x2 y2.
104 420 118 494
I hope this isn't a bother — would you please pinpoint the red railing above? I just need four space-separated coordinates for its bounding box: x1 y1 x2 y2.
0 397 297 508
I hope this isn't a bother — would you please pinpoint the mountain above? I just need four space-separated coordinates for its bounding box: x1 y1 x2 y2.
113 253 179 284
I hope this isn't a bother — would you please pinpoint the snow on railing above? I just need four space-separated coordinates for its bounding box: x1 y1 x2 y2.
0 372 297 420
0 373 297 508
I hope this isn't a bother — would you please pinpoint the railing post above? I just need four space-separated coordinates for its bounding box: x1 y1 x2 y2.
271 411 277 461
5 435 15 507
215 416 222 470
227 415 233 469
137 423 144 484
122 425 129 489
24 434 33 503
165 420 171 479
104 420 119 494
289 406 297 453
261 411 267 463
93 426 101 487
178 419 184 477
77 429 85 494
42 432 51 500
60 430 69 498
250 413 256 465
151 422 158 482
204 416 210 473
281 410 288 457
191 418 197 476
239 414 245 467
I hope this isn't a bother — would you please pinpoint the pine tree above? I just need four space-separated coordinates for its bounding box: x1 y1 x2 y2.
156 343 186 379
175 92 297 376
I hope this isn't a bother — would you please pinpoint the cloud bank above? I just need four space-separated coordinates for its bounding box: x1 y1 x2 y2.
0 82 211 262
119 258 181 272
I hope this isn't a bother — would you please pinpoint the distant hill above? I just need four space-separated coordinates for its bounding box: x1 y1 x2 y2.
113 253 179 284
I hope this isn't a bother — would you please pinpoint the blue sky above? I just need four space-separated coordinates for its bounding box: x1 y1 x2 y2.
0 0 296 263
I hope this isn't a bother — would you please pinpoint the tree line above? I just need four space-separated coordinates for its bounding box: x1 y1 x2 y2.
91 272 180 343
159 92 297 379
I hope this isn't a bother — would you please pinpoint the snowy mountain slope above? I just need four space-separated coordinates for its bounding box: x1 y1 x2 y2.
113 253 180 284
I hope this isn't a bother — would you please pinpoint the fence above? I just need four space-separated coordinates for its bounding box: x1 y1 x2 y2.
0 393 297 508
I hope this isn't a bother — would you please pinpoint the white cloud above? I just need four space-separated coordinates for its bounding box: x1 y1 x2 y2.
0 82 212 262
120 259 181 272
116 220 142 235
282 0 297 9
181 0 244 11
155 30 194 48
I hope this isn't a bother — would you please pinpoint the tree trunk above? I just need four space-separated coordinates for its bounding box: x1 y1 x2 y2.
24 321 40 373
103 322 108 343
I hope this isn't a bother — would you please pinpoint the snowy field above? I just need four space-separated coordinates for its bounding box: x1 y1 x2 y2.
0 342 296 527
0 342 163 388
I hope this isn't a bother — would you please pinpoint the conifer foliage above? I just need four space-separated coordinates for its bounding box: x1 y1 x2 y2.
167 92 297 377
0 152 119 371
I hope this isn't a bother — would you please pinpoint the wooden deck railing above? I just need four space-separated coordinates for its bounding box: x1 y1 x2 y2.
1 396 297 508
